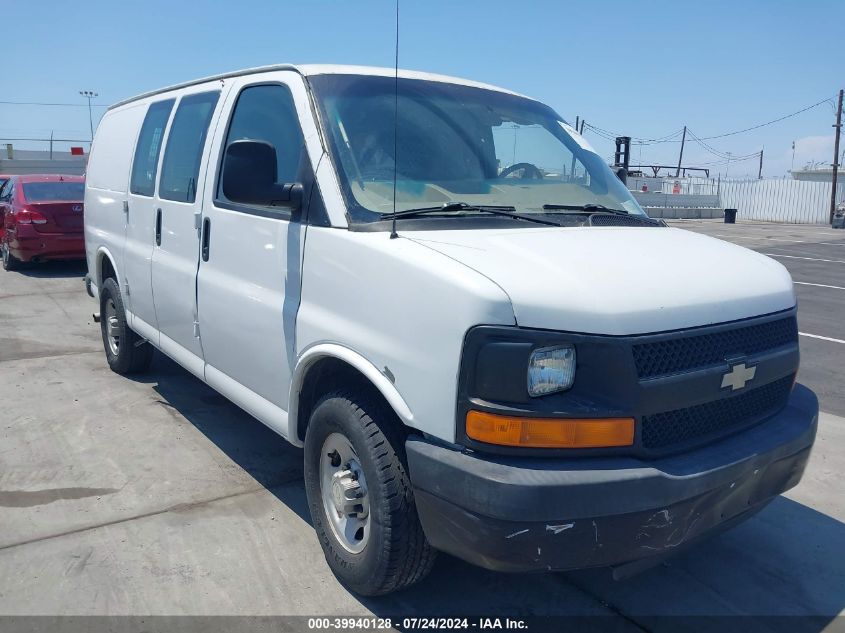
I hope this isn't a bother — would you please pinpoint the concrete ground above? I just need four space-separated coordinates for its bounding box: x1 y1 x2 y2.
0 222 843 631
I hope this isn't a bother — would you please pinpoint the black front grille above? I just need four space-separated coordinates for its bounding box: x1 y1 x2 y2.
641 374 794 449
633 316 798 379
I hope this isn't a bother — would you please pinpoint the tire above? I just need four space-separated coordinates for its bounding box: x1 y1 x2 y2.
2 243 21 271
99 277 153 374
304 388 436 596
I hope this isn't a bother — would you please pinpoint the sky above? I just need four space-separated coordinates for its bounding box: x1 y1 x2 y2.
3 0 844 179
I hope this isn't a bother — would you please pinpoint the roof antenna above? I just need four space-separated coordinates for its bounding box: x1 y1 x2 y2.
389 0 400 239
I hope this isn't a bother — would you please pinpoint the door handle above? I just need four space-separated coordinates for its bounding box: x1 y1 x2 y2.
201 217 211 262
155 208 162 246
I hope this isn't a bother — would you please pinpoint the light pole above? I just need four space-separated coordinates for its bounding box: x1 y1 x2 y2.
79 90 98 142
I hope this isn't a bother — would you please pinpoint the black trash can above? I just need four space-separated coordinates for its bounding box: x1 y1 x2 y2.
724 208 737 224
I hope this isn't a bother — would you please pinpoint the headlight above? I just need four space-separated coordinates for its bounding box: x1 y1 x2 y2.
527 344 576 397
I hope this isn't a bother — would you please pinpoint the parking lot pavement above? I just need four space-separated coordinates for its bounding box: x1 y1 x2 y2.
0 235 843 628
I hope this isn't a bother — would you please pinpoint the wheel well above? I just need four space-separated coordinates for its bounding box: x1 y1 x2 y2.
99 253 116 286
296 357 406 443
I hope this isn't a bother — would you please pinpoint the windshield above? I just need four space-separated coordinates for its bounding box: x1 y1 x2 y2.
309 74 645 225
23 181 84 202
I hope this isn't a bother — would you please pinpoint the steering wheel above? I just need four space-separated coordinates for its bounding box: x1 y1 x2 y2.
499 162 544 180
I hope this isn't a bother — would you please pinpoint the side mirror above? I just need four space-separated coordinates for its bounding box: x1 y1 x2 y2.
221 139 302 211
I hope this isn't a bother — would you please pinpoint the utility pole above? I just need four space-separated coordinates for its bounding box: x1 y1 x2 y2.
829 88 843 224
675 125 687 177
79 90 98 142
758 147 764 180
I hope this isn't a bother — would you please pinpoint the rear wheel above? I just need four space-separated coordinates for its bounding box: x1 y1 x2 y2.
304 388 436 596
2 243 21 271
99 277 153 374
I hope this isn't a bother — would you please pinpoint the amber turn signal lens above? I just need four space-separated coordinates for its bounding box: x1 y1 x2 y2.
466 410 634 448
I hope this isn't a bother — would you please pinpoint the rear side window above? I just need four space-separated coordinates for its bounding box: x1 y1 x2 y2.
23 181 85 201
159 91 219 203
217 84 306 205
130 99 174 196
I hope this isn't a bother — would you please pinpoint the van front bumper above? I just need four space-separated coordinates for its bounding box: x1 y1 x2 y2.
406 384 818 573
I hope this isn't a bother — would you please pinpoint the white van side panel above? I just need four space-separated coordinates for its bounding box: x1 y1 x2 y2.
84 103 147 286
86 104 146 194
124 309 158 345
296 227 515 444
206 365 289 439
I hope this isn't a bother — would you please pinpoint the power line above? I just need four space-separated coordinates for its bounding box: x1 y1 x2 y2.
696 96 834 140
686 128 761 161
0 100 108 108
582 123 684 145
0 136 91 143
695 154 762 167
580 94 835 148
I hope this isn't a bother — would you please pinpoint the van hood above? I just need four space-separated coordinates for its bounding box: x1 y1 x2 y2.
405 226 795 335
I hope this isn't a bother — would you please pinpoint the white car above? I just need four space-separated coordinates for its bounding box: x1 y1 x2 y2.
84 64 818 595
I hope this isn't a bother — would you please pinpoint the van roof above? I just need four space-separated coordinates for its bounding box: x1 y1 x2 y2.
109 64 529 110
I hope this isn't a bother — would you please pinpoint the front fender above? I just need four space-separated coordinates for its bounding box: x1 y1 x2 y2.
287 342 414 446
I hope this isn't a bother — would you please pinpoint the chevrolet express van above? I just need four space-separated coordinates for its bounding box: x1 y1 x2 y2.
84 64 818 596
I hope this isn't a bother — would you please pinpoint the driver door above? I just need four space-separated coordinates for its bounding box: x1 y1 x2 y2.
196 73 312 434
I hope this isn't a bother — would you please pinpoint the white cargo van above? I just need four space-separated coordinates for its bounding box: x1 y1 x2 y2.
84 64 818 596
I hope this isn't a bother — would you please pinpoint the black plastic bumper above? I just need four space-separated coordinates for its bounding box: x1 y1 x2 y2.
406 384 818 573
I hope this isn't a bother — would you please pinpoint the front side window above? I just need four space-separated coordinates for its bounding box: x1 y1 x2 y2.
309 74 645 226
159 91 219 203
130 99 174 196
22 181 85 201
216 83 306 207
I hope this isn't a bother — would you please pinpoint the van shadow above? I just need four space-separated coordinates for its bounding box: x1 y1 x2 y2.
561 496 845 631
136 354 844 628
15 259 87 279
134 353 308 514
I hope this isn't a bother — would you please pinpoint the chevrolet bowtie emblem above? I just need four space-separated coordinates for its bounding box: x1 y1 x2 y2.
721 363 757 391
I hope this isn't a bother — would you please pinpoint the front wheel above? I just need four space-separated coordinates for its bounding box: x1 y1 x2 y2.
99 277 154 374
304 389 436 596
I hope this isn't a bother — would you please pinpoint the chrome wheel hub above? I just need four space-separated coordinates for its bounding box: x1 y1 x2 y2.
104 298 120 356
320 433 370 553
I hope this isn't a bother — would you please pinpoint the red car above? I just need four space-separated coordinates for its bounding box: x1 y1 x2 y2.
0 175 11 241
1 174 85 270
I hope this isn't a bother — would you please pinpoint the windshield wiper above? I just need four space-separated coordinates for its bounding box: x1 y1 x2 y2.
542 203 629 215
384 202 563 227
